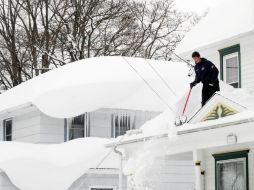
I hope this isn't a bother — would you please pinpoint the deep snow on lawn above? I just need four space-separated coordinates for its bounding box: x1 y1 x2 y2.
0 138 117 190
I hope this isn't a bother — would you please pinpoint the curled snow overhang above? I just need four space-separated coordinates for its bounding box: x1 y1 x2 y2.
0 138 118 190
175 0 254 55
0 56 189 119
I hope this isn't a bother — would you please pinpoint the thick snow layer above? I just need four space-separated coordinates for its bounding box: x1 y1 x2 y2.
0 56 189 118
119 81 254 142
175 0 254 54
0 138 117 190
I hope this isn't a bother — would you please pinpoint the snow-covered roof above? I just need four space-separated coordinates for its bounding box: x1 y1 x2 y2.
0 138 118 190
106 81 254 146
0 56 189 118
175 0 254 54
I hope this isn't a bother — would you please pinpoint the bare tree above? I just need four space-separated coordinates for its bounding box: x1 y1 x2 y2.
0 0 200 90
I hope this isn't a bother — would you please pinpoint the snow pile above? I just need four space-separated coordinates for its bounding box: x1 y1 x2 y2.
123 134 177 190
0 138 116 190
176 0 254 54
0 56 189 118
122 109 179 189
140 109 176 136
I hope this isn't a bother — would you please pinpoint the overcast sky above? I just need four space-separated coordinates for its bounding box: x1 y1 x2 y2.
174 0 222 15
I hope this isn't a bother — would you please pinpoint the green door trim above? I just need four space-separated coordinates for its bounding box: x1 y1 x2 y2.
213 149 249 190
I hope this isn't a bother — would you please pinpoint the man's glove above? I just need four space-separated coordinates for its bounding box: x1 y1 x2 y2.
190 81 196 88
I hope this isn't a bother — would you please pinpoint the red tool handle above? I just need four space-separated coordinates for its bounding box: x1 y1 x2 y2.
182 88 192 115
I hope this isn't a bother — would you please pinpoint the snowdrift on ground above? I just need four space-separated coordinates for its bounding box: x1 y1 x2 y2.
0 138 115 190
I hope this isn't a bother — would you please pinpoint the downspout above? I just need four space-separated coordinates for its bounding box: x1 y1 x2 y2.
114 147 123 190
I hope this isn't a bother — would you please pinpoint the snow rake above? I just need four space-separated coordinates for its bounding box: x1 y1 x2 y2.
175 88 192 126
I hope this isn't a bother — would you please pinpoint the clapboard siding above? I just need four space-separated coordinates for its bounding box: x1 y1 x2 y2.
131 154 195 190
90 108 160 138
90 111 112 138
0 107 159 143
12 110 41 143
180 32 254 90
39 112 64 143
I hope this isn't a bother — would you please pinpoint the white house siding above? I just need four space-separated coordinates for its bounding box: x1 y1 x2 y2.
179 32 254 90
12 109 41 143
69 173 127 190
89 108 160 138
0 172 19 190
154 154 195 190
127 153 195 190
39 112 64 143
204 142 254 190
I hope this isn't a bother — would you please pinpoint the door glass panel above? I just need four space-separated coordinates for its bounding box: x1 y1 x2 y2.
217 158 246 190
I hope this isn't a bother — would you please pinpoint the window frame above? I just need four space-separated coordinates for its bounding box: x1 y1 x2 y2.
223 52 240 87
213 150 249 190
89 186 116 190
3 118 12 141
65 113 90 141
219 44 241 88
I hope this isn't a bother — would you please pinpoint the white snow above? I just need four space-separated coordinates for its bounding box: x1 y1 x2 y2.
0 56 189 118
119 80 254 189
0 138 118 190
115 80 254 146
175 0 254 54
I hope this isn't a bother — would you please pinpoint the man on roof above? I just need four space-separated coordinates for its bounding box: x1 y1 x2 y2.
190 51 220 106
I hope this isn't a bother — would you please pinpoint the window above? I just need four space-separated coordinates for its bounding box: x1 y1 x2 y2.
89 186 115 190
111 114 132 138
223 52 239 88
3 119 12 141
68 112 90 140
213 150 249 190
219 44 241 88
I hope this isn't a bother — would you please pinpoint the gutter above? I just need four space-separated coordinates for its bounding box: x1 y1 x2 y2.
105 116 254 148
0 102 34 117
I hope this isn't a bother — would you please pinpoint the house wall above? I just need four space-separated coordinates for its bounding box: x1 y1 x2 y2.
179 32 254 90
89 108 160 138
0 107 159 143
126 153 195 190
11 109 41 143
39 112 64 143
204 142 254 190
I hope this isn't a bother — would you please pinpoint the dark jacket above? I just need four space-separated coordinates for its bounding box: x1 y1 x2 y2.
193 58 219 86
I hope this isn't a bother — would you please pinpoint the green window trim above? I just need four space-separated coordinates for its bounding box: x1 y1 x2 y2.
213 150 249 190
218 44 241 87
